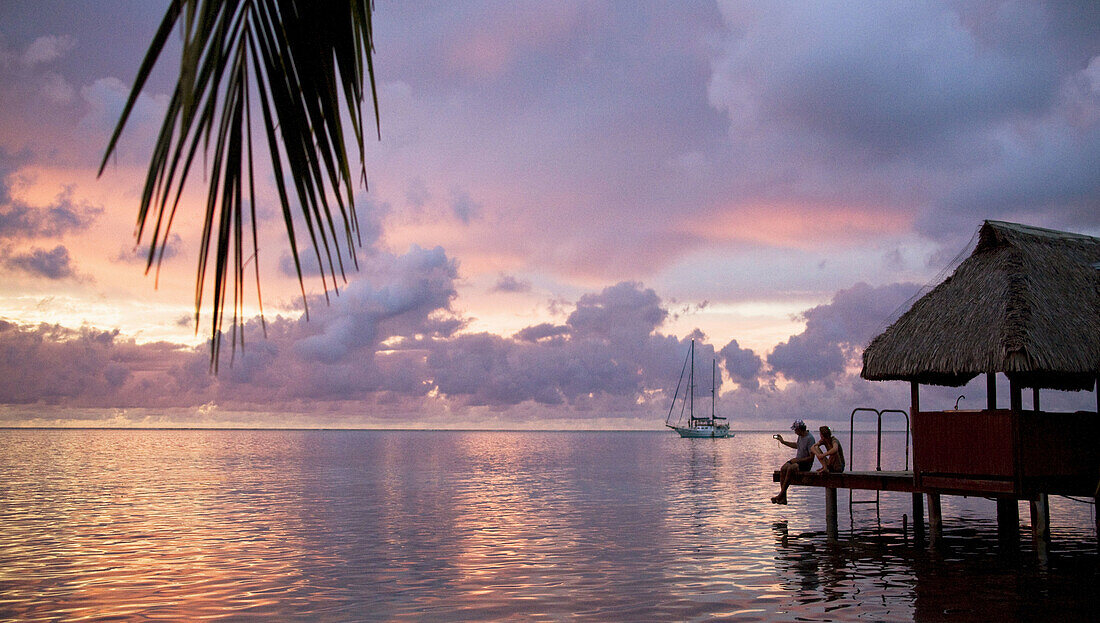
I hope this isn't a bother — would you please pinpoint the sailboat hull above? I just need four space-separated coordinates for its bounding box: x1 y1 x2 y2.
667 424 733 439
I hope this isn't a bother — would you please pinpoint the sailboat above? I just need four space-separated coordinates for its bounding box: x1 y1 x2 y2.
664 339 733 438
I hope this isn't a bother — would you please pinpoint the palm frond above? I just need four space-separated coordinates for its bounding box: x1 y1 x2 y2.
99 0 378 371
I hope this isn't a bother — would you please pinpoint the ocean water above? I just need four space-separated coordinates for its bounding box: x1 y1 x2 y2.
0 429 1096 622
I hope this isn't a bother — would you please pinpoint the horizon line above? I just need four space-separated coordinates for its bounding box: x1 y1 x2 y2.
0 426 915 433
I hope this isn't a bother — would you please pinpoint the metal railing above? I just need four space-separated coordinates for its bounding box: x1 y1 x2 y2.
847 407 911 512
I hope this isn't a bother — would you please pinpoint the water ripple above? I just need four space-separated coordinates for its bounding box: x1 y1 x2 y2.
1 429 1096 621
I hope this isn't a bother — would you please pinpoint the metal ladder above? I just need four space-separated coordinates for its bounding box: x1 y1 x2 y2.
847 407 911 514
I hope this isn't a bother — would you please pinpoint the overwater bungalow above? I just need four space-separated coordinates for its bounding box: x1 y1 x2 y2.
779 220 1100 542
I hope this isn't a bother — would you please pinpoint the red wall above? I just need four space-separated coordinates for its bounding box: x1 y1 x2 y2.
913 409 1100 496
913 409 1016 478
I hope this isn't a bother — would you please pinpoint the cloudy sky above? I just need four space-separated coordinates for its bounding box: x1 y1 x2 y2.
1 1 1098 428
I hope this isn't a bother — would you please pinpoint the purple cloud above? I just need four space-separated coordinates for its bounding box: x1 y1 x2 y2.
0 321 200 407
20 35 76 67
291 245 459 363
426 282 687 408
277 248 324 279
113 233 183 265
566 281 668 342
0 184 101 241
404 177 431 209
768 282 919 383
719 339 763 391
707 1 1100 246
712 3 1059 152
4 269 1095 426
514 322 567 342
0 275 693 415
492 274 531 294
4 244 78 279
768 332 847 386
449 187 481 224
276 198 389 279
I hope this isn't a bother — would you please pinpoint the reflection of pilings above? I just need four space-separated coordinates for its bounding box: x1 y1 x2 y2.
997 498 1020 542
912 492 925 543
1029 494 1049 543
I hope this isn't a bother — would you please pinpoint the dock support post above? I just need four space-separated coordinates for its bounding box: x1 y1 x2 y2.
927 493 942 544
912 492 925 541
1095 491 1100 548
1029 494 1050 543
825 487 838 541
997 498 1020 542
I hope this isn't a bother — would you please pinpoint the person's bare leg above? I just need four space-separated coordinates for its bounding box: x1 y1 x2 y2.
812 447 828 472
773 462 792 503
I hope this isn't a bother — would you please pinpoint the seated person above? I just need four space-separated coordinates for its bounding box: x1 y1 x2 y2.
811 425 845 473
771 420 815 504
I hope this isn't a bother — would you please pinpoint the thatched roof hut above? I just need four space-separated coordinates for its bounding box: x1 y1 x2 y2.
861 220 1100 391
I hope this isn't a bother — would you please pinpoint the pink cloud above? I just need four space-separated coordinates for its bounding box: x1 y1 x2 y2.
684 203 912 250
445 3 582 79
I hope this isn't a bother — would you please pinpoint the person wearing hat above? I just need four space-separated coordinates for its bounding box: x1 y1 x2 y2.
771 420 815 504
812 425 845 473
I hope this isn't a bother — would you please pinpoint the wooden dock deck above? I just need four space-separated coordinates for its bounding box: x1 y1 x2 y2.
769 468 1064 544
773 469 919 493
771 468 939 542
771 469 1054 498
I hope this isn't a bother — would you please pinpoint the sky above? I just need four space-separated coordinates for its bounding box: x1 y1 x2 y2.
0 0 1098 429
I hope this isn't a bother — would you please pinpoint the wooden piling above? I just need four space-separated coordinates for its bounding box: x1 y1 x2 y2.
825 487 838 540
927 493 942 543
912 492 925 541
1029 493 1050 542
1095 491 1100 548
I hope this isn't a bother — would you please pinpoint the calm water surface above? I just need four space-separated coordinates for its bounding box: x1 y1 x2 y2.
0 429 1096 621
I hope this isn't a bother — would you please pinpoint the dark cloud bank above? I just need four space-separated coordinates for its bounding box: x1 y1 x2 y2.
708 1 1100 244
4 245 1092 426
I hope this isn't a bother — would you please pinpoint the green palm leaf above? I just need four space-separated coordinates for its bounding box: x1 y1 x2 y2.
99 0 379 371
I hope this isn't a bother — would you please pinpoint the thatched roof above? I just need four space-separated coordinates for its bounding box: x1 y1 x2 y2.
861 220 1100 390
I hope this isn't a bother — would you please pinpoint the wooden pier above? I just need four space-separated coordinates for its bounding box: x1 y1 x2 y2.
773 469 919 494
772 469 937 542
773 420 1099 545
841 222 1100 547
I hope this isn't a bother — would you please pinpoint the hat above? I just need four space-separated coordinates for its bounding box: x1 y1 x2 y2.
791 419 806 431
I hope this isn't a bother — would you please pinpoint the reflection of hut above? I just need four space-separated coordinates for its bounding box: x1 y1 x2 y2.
862 220 1100 539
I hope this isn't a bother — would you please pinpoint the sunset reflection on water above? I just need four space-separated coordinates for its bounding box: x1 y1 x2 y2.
0 431 318 620
1 429 1095 621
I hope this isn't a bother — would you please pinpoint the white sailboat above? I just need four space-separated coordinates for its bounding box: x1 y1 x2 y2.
664 339 733 438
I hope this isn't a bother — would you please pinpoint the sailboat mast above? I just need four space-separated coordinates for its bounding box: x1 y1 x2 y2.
689 339 695 423
711 358 716 419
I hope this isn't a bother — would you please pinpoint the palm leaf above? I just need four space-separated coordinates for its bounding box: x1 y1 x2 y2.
99 0 378 371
